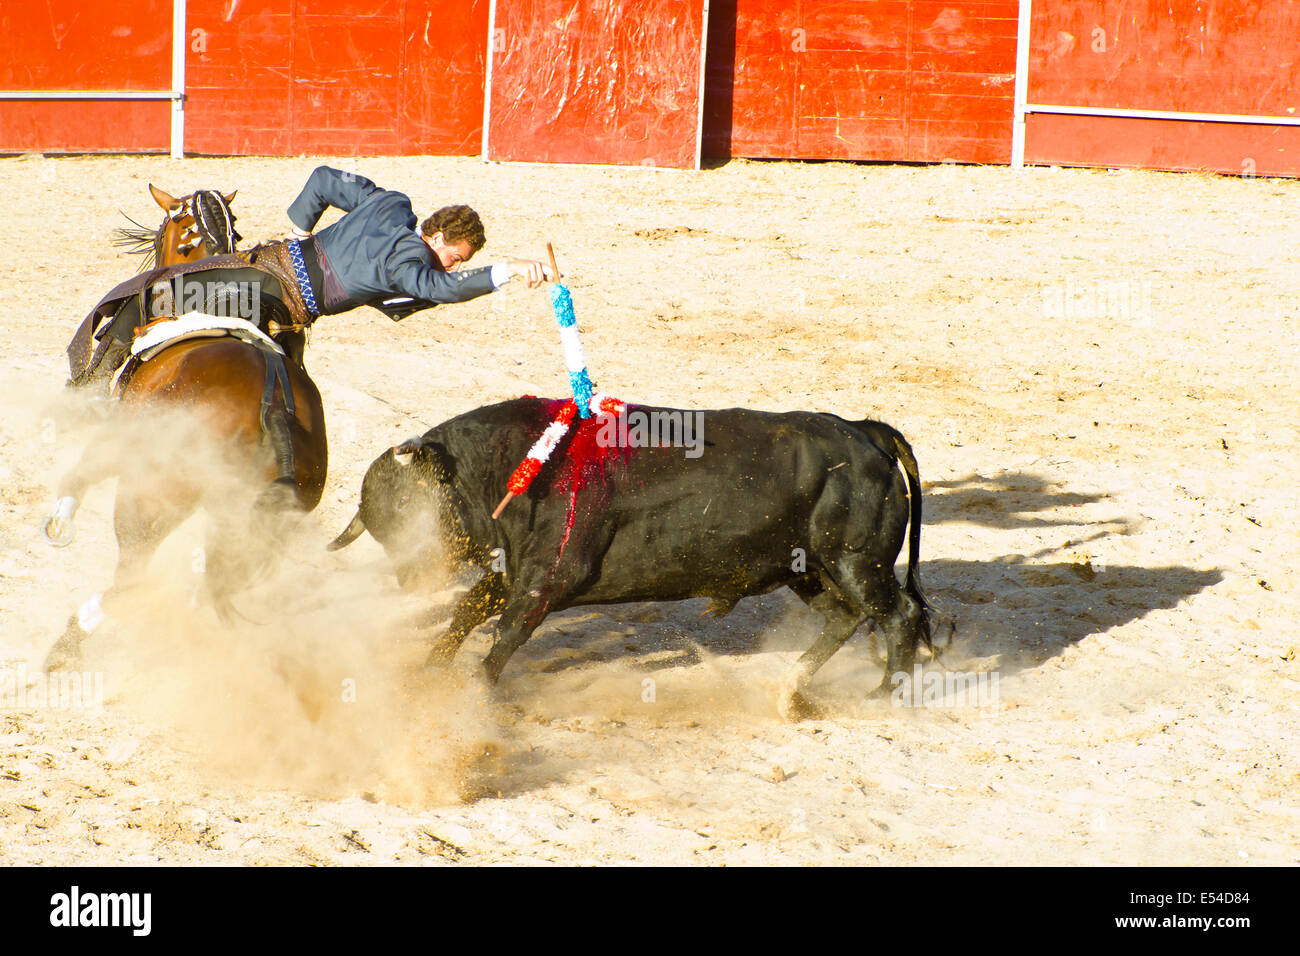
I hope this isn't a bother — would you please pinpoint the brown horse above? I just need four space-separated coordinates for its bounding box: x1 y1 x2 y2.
44 187 328 669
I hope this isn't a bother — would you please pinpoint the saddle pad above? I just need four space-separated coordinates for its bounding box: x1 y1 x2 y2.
132 311 285 361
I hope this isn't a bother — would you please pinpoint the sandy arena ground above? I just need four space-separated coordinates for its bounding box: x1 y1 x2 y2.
0 153 1295 866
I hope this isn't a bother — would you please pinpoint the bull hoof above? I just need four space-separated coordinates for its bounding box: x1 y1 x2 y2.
44 516 75 548
700 599 736 619
779 691 824 723
867 680 895 702
423 638 460 669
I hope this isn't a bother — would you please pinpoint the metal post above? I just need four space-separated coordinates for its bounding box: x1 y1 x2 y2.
482 0 498 161
1011 0 1031 169
694 0 710 171
171 0 186 158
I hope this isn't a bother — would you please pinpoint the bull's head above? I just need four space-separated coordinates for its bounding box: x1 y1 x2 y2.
329 435 466 591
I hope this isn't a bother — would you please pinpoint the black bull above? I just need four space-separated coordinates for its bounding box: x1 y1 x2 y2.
330 398 933 718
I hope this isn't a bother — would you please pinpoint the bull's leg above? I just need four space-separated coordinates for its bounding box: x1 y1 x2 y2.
424 573 508 667
481 529 609 685
779 589 870 721
818 553 923 699
481 563 595 684
870 588 928 700
481 593 553 685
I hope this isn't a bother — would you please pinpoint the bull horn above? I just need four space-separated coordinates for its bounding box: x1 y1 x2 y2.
392 436 422 466
328 510 367 551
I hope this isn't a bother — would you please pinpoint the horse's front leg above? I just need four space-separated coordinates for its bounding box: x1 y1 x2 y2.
43 425 123 548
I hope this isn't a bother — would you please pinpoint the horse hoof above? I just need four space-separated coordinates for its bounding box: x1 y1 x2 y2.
44 516 75 548
44 645 77 673
44 627 85 672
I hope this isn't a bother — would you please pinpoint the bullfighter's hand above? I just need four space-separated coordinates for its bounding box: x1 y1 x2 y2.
507 259 551 289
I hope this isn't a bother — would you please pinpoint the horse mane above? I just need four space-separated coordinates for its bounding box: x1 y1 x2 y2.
111 213 160 271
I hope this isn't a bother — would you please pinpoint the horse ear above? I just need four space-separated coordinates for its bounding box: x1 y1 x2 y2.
149 183 181 212
222 189 237 205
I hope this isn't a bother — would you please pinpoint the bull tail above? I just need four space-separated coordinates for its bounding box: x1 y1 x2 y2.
854 420 933 652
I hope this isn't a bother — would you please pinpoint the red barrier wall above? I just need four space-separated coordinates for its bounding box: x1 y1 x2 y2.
1023 1 1300 176
0 0 488 156
186 0 488 155
485 0 707 168
704 0 1019 163
5 0 1297 176
0 0 172 152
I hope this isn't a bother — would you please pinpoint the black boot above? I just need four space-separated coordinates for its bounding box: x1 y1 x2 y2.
74 338 132 393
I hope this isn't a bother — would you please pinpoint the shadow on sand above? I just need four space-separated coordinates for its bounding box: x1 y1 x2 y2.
923 469 1136 532
459 469 1220 685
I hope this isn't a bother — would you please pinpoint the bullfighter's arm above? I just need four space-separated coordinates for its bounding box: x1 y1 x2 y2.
385 243 500 307
287 166 380 233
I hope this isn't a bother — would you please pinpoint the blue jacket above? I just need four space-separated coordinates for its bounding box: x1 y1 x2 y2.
286 165 495 318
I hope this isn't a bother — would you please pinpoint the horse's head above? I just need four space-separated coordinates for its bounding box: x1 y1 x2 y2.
112 185 242 270
148 185 242 266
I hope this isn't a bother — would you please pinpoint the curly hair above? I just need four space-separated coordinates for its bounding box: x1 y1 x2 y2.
420 204 486 254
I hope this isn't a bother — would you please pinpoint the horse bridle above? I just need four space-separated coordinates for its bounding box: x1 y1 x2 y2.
113 189 242 271
162 190 241 260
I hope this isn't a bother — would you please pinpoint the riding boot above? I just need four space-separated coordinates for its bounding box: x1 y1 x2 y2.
75 338 132 393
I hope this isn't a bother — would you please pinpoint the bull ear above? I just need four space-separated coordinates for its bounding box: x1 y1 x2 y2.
392 436 423 466
149 183 181 212
421 440 456 482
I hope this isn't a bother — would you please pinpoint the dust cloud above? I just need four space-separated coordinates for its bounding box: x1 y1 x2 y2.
41 387 503 808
